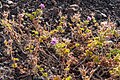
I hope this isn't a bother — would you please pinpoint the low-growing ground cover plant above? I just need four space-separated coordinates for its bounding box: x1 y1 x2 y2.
0 0 120 80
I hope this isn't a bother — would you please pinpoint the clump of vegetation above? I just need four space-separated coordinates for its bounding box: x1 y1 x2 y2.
0 1 120 80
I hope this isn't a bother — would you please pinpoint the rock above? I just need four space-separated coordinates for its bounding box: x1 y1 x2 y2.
70 4 79 8
0 35 4 43
116 20 120 27
2 5 9 12
95 12 107 20
33 76 45 80
101 13 107 18
2 0 13 4
27 8 35 13
0 1 2 8
10 7 19 15
108 3 114 9
95 14 101 20
48 7 59 17
7 0 13 4
69 4 79 12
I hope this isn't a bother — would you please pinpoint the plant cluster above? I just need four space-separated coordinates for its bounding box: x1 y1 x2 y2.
0 1 120 80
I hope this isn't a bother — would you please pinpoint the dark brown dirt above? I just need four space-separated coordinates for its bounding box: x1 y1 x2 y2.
43 0 120 21
0 0 120 21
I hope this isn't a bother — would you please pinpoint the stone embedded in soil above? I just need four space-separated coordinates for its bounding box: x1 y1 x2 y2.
101 13 107 18
0 1 2 8
7 0 13 4
1 0 13 4
70 4 79 8
78 0 120 20
116 20 120 27
94 11 108 20
33 76 45 80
